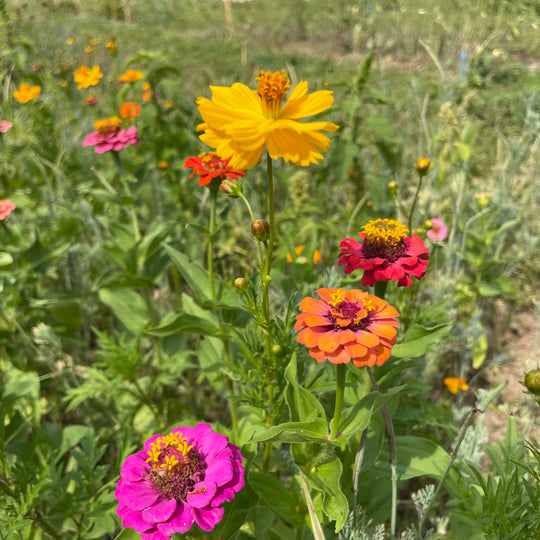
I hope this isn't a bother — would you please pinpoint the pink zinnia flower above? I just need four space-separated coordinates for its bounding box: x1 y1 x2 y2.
426 218 448 242
0 121 13 133
115 423 244 539
83 119 139 153
0 199 15 220
339 218 429 288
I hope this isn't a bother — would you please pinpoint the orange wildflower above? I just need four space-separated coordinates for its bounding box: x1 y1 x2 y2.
444 377 469 394
73 65 103 89
13 83 41 103
118 69 143 84
120 102 141 120
286 246 321 264
295 288 400 367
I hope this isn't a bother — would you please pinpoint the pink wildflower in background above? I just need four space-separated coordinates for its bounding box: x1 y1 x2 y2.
0 121 13 133
115 423 244 539
83 116 139 153
0 200 16 220
426 218 448 242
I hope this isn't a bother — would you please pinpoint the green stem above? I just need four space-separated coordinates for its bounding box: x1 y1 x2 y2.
367 366 397 537
208 190 217 299
262 152 276 470
329 364 347 440
374 280 388 299
418 408 478 534
407 172 424 233
208 189 239 440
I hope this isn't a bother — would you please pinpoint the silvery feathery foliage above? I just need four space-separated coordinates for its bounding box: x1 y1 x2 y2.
411 484 436 524
453 405 488 466
339 508 385 540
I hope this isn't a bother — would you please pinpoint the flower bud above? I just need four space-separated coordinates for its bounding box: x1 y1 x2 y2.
414 228 424 236
219 178 243 198
416 157 431 176
233 277 248 292
387 180 398 194
423 219 433 231
251 218 270 241
524 370 540 395
271 344 282 355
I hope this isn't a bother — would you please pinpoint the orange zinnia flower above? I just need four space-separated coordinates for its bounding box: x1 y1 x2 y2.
120 102 141 120
444 377 469 394
13 83 41 103
295 288 400 368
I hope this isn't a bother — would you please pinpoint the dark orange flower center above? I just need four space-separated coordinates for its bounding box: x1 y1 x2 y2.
328 290 375 331
361 219 409 262
146 432 207 501
256 70 290 119
94 116 122 134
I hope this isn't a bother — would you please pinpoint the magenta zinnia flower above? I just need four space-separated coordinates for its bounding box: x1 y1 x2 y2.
339 218 429 287
83 116 139 153
115 424 244 539
426 218 448 242
0 199 15 220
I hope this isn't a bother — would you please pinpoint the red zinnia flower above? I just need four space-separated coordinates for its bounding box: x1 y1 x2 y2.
338 219 429 287
295 288 399 368
184 152 244 187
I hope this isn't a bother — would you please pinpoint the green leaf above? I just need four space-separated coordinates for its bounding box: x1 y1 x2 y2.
0 251 13 267
366 114 396 142
248 419 330 444
212 484 256 540
146 313 220 337
98 288 148 335
392 321 454 358
396 436 450 480
163 243 211 305
339 386 404 439
472 332 488 369
114 528 141 540
56 425 94 462
284 354 326 423
301 456 348 531
249 472 303 530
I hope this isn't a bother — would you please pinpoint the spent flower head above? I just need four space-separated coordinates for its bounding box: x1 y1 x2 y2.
295 288 399 368
115 424 244 538
339 219 429 287
197 69 339 169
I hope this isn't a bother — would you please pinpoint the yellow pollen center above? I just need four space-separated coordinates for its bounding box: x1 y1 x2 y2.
362 219 408 246
328 289 345 307
256 70 290 119
146 431 194 474
94 116 122 134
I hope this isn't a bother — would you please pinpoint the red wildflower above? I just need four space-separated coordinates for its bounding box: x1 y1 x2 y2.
295 288 399 368
184 152 244 187
339 219 429 287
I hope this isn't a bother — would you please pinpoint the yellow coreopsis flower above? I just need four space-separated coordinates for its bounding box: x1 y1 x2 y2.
197 70 339 170
13 83 41 103
118 69 143 84
73 65 103 89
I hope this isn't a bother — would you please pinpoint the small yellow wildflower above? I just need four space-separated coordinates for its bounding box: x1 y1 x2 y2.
73 65 103 89
13 83 41 103
118 69 143 84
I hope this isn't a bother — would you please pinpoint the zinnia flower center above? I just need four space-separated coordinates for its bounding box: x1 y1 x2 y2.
256 70 290 119
361 219 409 262
146 431 207 501
328 289 375 331
94 116 122 135
199 152 226 173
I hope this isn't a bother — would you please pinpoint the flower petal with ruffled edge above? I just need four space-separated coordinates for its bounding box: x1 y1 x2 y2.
295 288 399 368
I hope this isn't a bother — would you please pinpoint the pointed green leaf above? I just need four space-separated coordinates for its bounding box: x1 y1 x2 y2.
392 321 454 358
248 420 330 444
284 354 326 423
98 288 148 334
146 313 220 337
163 243 211 305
